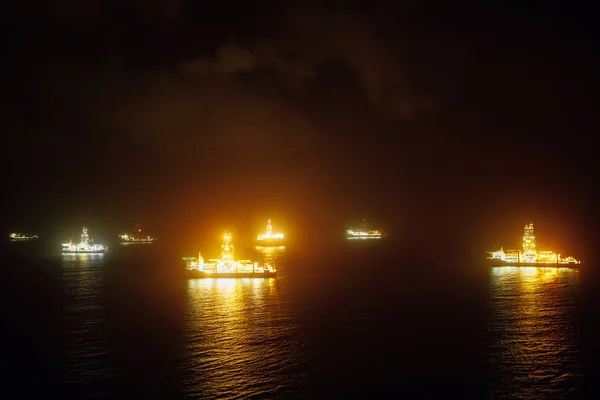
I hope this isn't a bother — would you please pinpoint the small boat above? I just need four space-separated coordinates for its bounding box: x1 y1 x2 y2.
118 224 157 243
9 232 39 241
346 218 382 240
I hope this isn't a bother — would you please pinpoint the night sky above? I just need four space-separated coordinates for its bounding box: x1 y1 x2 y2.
2 1 598 258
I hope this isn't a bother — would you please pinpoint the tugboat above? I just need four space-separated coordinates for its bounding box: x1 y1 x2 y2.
8 232 39 241
255 218 285 247
62 227 108 253
486 223 580 267
346 218 382 240
183 232 277 278
118 224 157 243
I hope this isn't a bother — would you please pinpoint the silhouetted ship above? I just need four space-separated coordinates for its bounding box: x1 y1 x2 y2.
486 223 580 267
183 233 277 278
346 218 382 240
118 224 157 243
255 218 285 246
8 232 39 241
62 227 108 253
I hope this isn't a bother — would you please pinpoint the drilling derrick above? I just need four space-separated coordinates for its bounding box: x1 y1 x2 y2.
522 223 537 262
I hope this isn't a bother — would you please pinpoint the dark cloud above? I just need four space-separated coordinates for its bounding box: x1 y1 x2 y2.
283 8 423 119
176 8 431 120
87 6 434 171
180 45 258 76
180 43 315 82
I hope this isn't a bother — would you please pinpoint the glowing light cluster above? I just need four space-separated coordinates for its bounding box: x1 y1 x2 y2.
9 232 39 240
256 219 284 241
487 223 580 265
184 233 276 275
346 218 382 240
118 225 157 243
62 227 108 253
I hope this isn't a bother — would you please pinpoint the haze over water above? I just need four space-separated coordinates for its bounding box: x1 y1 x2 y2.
3 239 600 399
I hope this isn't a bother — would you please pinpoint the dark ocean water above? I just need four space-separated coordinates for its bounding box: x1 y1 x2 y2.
2 239 600 399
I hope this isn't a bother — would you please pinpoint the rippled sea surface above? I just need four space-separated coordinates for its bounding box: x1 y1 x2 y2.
487 267 584 399
3 241 600 399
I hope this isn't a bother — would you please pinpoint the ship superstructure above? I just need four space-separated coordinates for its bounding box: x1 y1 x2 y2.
62 227 108 253
256 218 285 246
184 233 277 278
347 218 382 240
487 223 580 266
9 232 39 241
118 224 157 243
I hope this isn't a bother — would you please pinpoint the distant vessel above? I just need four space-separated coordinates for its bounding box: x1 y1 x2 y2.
183 233 277 278
9 232 38 241
118 224 157 243
346 218 382 240
256 218 285 246
62 227 108 253
486 223 580 267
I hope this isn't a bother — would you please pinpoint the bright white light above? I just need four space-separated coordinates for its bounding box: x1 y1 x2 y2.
62 227 108 253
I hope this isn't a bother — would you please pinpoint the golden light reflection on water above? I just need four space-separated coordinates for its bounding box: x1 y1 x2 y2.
183 276 297 397
488 266 582 399
255 245 286 266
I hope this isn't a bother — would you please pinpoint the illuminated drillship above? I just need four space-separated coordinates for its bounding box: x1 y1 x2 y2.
62 227 108 253
486 223 580 266
346 218 382 240
118 224 157 243
9 232 39 241
183 232 277 278
256 218 285 246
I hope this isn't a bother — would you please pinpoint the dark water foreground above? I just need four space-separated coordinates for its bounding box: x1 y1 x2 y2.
2 240 600 399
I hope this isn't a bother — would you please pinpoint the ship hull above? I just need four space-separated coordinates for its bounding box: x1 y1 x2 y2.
255 239 285 247
185 270 277 279
62 250 108 254
346 235 382 240
486 260 580 268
